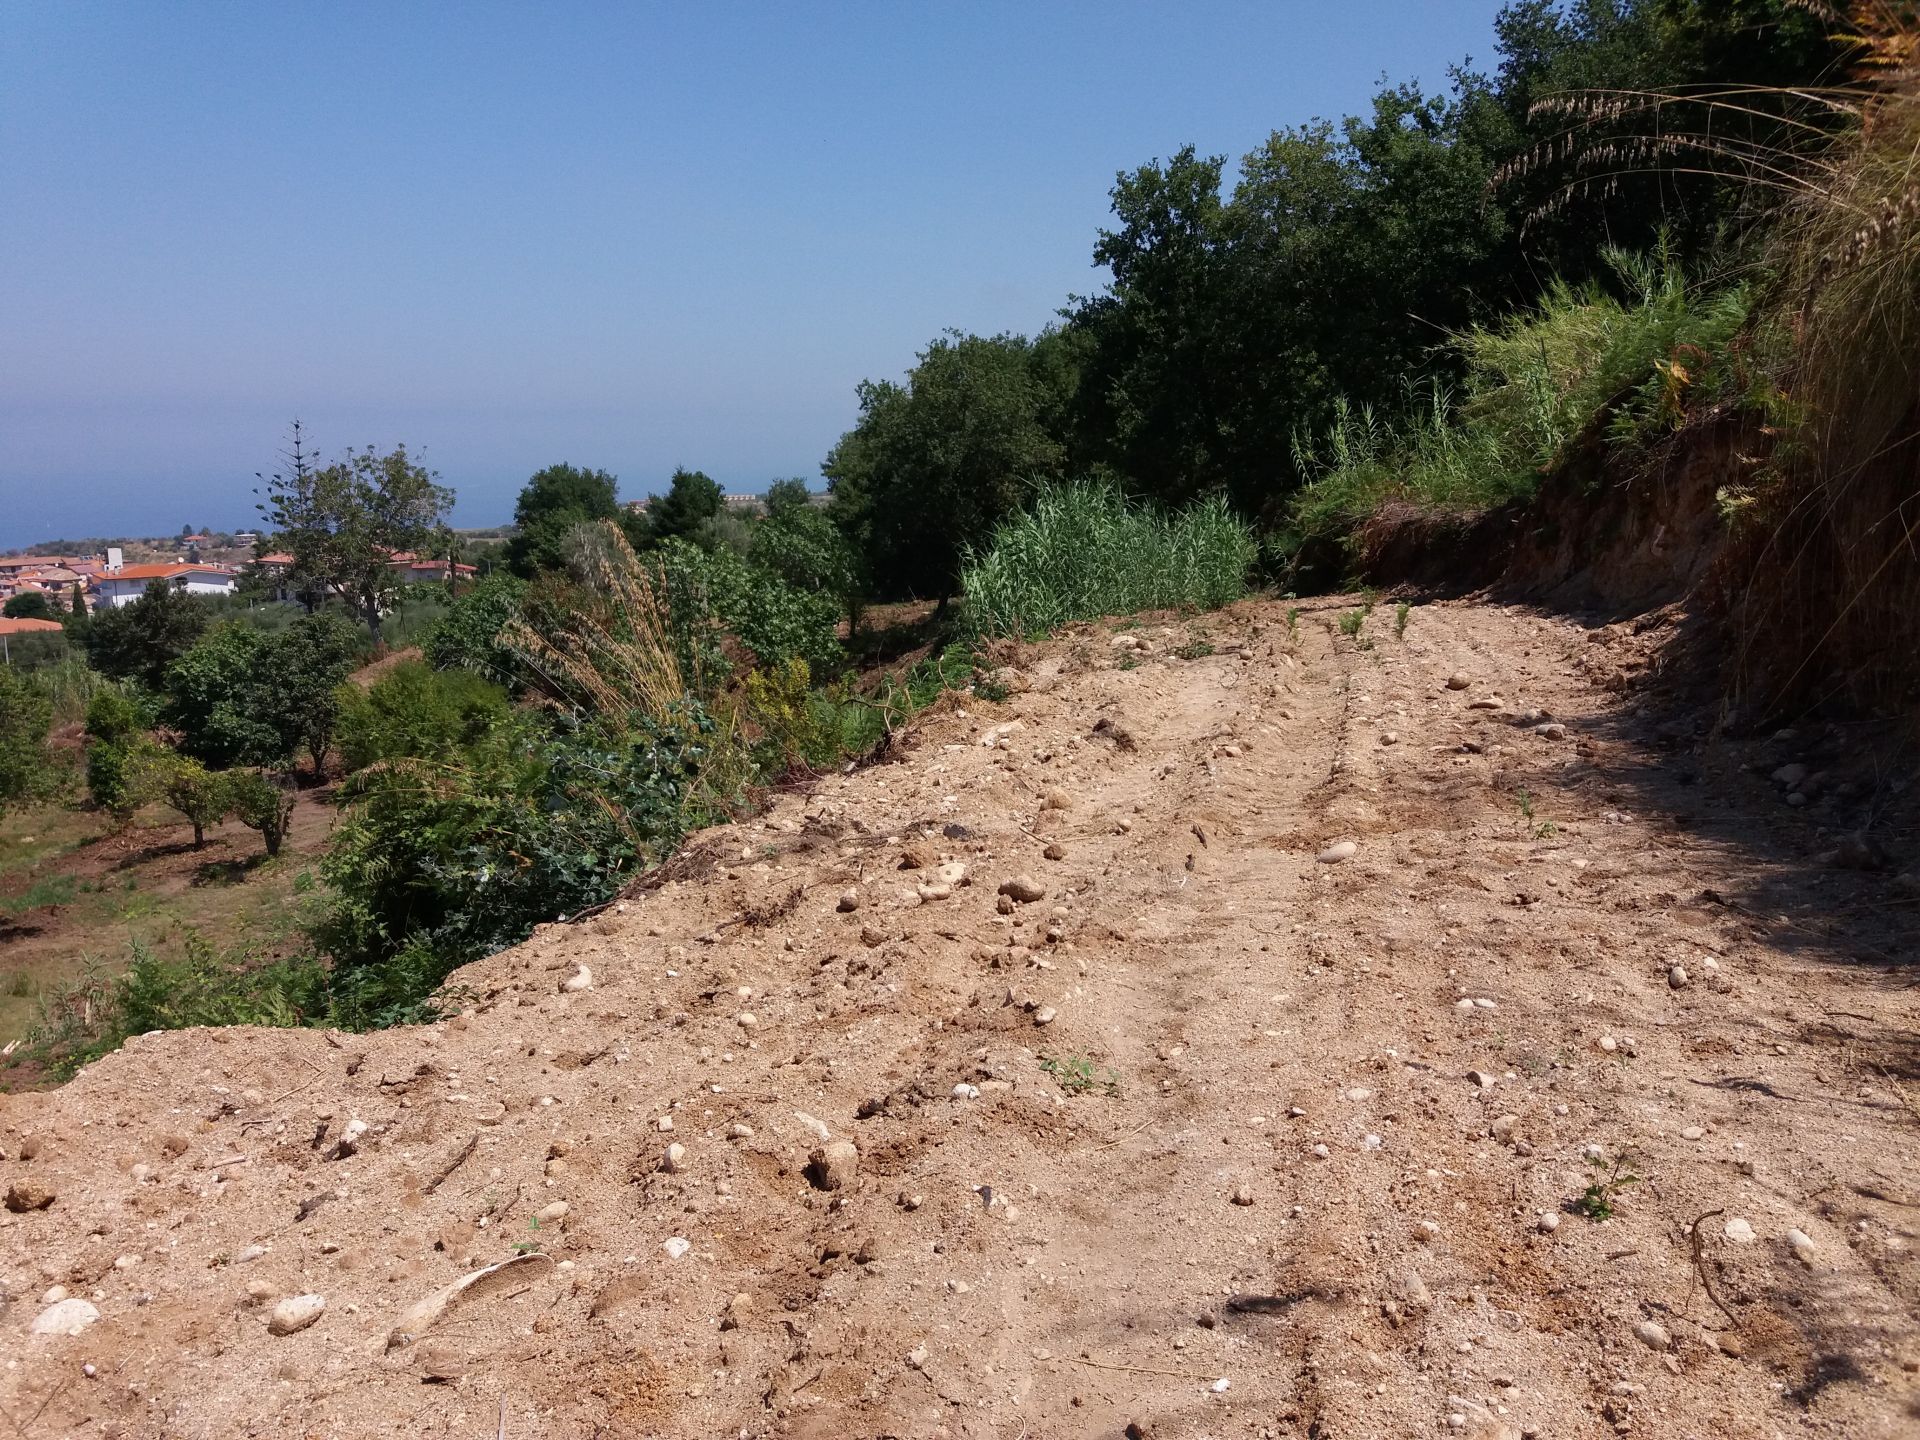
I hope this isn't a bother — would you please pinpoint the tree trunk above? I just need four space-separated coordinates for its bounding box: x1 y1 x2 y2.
192 822 204 850
264 826 282 858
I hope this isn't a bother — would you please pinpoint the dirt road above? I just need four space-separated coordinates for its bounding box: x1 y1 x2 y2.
3 597 1916 1437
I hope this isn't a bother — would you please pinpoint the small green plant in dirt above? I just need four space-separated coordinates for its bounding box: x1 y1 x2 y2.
1394 602 1411 639
1 875 78 917
1039 1052 1120 1097
1573 1152 1641 1222
1285 607 1301 643
513 1214 546 1255
1514 788 1558 840
1338 607 1373 648
1173 636 1215 661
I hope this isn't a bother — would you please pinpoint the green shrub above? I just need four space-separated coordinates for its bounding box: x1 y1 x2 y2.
423 574 527 686
1281 250 1757 569
653 539 844 677
225 769 296 858
129 749 231 849
336 662 511 771
960 484 1255 639
319 706 718 1027
163 614 365 774
83 685 159 813
0 667 56 819
745 658 887 776
20 935 326 1080
162 625 280 768
748 499 862 619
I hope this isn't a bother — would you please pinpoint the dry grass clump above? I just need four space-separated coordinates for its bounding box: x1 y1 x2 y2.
498 520 694 722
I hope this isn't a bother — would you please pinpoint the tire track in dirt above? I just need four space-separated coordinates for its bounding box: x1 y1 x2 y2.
3 598 1917 1438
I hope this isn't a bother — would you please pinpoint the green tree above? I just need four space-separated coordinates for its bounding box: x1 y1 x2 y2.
84 580 210 689
163 626 279 769
505 463 621 577
258 613 367 776
0 667 55 819
255 423 454 639
225 769 296 858
83 686 157 813
164 614 364 774
825 332 1067 602
749 495 862 629
763 477 814 516
132 750 231 850
643 469 724 546
3 593 55 620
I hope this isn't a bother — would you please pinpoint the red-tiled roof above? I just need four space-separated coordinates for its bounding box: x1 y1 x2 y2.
94 563 234 583
257 553 295 566
0 617 65 635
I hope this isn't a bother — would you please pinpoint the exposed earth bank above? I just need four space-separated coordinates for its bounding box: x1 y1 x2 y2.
3 596 1916 1438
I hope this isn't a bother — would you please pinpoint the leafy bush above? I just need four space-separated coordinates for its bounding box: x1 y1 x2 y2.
654 538 844 677
336 661 511 771
225 769 296 858
164 614 365 773
83 685 160 813
84 580 209 689
422 574 526 686
745 658 887 776
749 498 861 613
3 592 56 620
0 666 56 819
130 749 231 849
21 935 326 1080
162 625 280 768
960 484 1255 638
319 706 718 1026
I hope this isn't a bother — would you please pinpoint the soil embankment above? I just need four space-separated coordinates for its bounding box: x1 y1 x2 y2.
2 596 1916 1437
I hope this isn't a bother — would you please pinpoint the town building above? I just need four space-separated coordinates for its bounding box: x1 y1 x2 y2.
89 562 237 609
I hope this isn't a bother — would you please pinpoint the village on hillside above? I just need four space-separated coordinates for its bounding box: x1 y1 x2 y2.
0 538 483 622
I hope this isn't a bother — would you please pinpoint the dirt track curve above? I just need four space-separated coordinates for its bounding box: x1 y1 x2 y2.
4 596 1918 1438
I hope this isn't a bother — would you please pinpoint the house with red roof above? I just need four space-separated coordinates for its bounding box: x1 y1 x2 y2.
90 562 237 609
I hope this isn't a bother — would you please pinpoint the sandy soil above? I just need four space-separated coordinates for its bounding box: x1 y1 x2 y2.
2 595 1916 1439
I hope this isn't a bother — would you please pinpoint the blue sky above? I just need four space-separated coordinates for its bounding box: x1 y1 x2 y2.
1 1 1509 545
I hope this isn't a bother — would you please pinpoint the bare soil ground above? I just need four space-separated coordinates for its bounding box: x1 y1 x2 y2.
3 595 1917 1439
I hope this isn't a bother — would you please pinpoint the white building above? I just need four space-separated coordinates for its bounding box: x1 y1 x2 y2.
90 563 237 609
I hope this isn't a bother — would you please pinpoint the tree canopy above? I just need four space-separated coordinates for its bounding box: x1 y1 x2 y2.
162 613 365 774
641 468 724 547
256 423 454 636
0 667 55 820
819 0 1844 568
84 580 210 690
506 463 621 578
825 331 1071 600
3 592 56 620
